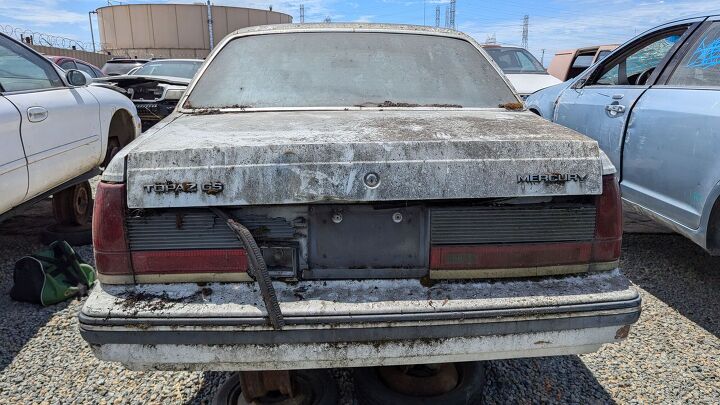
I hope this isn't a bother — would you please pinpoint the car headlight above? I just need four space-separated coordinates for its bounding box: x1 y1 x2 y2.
164 88 185 100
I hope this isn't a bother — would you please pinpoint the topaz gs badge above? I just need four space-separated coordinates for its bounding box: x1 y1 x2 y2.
517 174 589 184
143 181 224 195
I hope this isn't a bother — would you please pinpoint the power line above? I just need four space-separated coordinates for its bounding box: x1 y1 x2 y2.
521 15 529 49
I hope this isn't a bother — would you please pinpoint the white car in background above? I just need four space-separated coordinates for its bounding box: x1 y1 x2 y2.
0 33 141 227
483 46 562 98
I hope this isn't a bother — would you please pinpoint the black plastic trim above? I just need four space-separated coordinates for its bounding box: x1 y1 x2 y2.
79 297 641 345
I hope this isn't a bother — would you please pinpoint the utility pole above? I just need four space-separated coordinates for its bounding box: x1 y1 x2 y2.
522 15 529 49
449 0 456 30
88 11 97 52
541 49 546 66
445 6 449 28
207 1 214 51
300 4 305 23
435 6 440 28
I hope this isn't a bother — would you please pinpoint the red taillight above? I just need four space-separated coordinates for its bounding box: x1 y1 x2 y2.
430 242 594 270
93 182 250 283
591 174 622 263
430 174 622 277
93 182 132 276
130 250 248 274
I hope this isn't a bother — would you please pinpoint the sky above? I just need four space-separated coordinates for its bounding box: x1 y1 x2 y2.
1 0 718 63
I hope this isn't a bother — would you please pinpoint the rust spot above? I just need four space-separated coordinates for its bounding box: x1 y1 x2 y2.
499 102 524 111
615 325 631 339
175 213 184 229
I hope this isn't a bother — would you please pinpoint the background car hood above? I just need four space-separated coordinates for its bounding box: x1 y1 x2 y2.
506 73 563 95
94 75 191 86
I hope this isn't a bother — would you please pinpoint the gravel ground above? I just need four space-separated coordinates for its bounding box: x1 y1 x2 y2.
0 201 718 404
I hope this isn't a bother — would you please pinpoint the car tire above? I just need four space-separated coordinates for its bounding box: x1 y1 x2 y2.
212 369 340 405
101 137 121 169
41 224 92 246
353 362 486 405
52 181 93 226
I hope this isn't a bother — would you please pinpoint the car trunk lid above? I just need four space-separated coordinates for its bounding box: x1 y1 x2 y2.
122 109 602 209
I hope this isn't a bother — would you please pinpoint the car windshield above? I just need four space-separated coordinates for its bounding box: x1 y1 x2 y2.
484 47 546 74
132 60 203 79
185 32 517 109
103 62 143 76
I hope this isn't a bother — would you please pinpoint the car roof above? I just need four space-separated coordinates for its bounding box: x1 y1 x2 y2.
226 23 473 42
661 11 720 23
142 58 204 62
554 44 619 55
482 45 525 51
106 59 149 63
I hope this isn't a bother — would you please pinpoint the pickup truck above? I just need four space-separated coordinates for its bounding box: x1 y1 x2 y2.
80 24 640 402
0 33 140 225
547 44 618 81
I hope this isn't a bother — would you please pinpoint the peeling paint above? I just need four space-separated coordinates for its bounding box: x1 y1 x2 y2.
118 110 603 208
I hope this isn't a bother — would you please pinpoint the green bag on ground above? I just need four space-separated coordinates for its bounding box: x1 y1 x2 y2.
10 241 96 306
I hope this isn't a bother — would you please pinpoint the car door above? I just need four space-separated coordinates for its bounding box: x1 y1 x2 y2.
0 35 101 200
621 18 720 230
0 96 25 215
553 19 702 169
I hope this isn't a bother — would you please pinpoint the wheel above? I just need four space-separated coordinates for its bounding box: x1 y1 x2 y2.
101 137 121 168
52 181 92 226
212 370 340 405
353 362 487 405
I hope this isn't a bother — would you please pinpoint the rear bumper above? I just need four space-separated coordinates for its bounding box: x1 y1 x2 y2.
79 269 640 371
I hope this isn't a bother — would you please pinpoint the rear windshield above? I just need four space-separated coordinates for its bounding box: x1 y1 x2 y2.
186 32 517 109
102 61 144 76
132 60 203 79
484 47 546 74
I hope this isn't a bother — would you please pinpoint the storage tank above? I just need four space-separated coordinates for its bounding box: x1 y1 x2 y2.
96 3 293 58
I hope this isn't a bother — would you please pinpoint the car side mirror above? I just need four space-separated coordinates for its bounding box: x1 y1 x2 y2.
66 69 87 86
